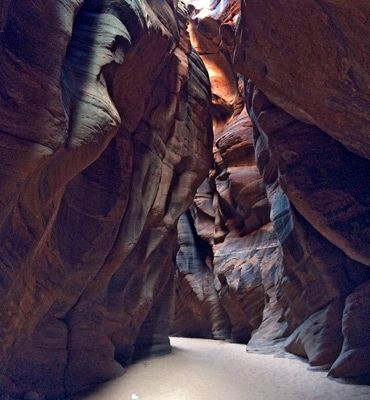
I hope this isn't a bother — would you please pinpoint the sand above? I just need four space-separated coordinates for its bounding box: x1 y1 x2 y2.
77 337 370 400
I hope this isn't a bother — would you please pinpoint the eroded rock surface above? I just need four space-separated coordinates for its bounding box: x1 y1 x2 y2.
174 0 370 383
173 106 279 343
329 280 370 382
173 1 281 345
1 0 370 395
0 1 212 398
247 84 370 365
234 0 370 159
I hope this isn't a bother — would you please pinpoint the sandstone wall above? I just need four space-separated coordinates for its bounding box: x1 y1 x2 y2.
0 1 212 398
174 0 370 383
1 0 370 396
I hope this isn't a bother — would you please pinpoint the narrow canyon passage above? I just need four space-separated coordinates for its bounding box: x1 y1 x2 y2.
0 0 369 399
76 338 370 400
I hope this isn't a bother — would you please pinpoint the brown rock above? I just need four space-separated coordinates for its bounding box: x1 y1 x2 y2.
173 211 231 340
329 281 370 383
173 10 279 344
0 1 212 398
175 0 370 384
188 0 243 135
247 82 370 267
234 0 370 159
247 81 370 369
2 0 370 392
178 0 370 383
284 300 344 367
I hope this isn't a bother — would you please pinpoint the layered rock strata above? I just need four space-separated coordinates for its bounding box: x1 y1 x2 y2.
1 0 370 395
174 0 370 382
0 1 212 398
173 1 280 344
236 1 370 377
246 84 370 369
173 107 278 343
329 281 370 382
234 0 370 160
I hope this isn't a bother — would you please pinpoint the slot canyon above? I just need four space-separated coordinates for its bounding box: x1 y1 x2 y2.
0 0 369 399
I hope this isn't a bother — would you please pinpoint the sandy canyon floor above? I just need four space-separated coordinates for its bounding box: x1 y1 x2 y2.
76 337 370 400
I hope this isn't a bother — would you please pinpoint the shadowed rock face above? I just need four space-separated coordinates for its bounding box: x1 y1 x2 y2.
173 1 280 344
173 105 281 344
329 281 370 382
0 1 212 398
247 84 370 367
234 0 370 160
174 0 370 382
238 2 370 379
1 0 370 395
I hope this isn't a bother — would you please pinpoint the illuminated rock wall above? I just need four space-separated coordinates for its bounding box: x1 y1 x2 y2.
174 0 370 382
0 1 212 398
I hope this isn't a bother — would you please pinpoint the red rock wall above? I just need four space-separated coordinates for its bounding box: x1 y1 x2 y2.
234 0 370 160
1 0 370 396
247 84 370 369
0 1 212 398
238 1 370 380
173 1 280 345
174 0 370 383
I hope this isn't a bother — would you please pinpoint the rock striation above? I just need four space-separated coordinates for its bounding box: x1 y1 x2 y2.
173 0 280 345
238 1 370 376
0 1 212 398
1 0 370 395
234 0 370 160
173 106 278 344
246 84 370 365
329 280 370 382
174 0 370 383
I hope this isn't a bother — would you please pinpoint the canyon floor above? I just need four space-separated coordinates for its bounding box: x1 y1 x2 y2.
76 337 370 400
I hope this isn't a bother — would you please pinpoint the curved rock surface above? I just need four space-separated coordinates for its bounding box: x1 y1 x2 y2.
173 2 281 345
1 0 370 395
173 107 279 343
247 84 370 365
234 0 370 159
329 280 370 382
0 1 212 398
174 0 370 383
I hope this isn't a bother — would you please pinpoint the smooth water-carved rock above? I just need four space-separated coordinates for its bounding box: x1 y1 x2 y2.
2 0 370 393
232 0 370 379
246 81 370 374
329 281 370 382
172 211 231 339
246 82 370 266
173 104 281 344
234 0 370 159
0 1 212 398
173 3 281 345
177 1 370 383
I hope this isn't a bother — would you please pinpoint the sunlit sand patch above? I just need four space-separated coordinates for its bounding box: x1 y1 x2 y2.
76 338 370 400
